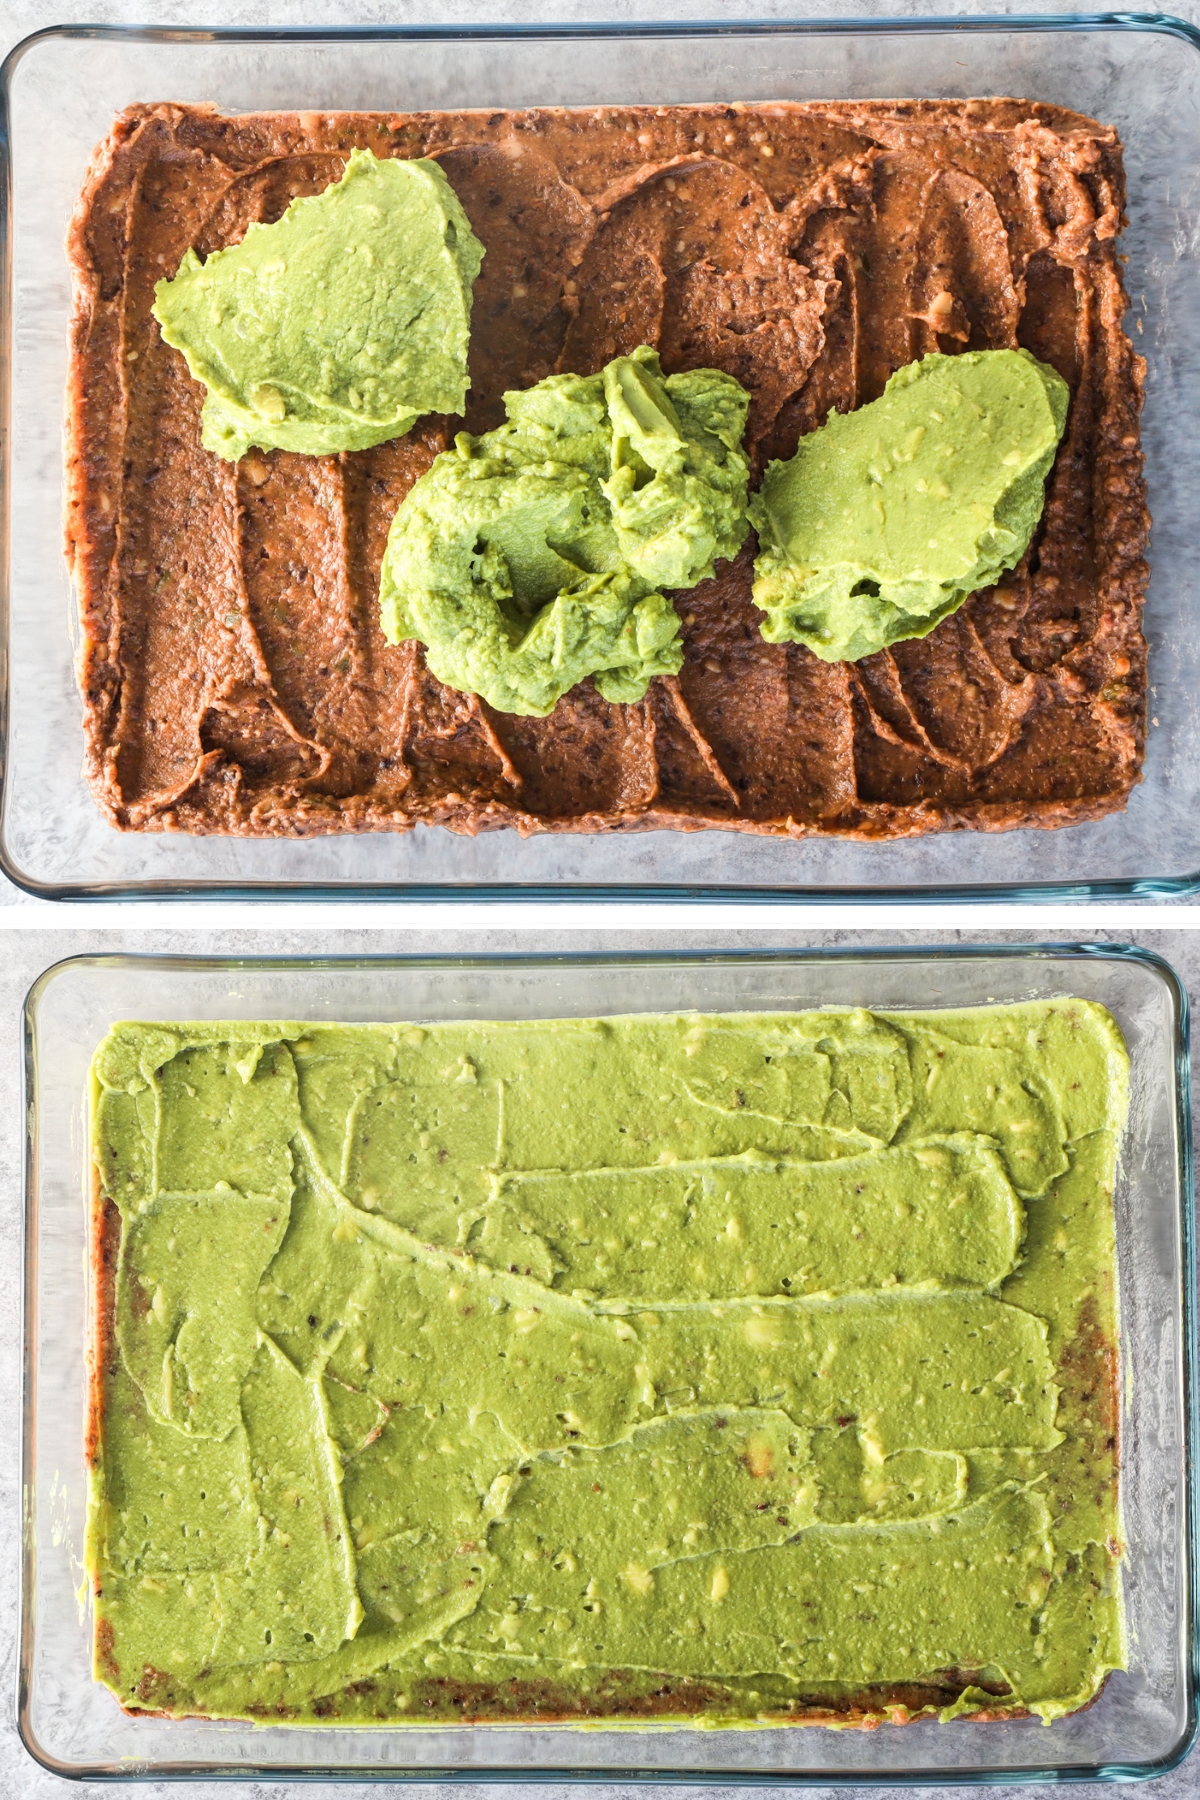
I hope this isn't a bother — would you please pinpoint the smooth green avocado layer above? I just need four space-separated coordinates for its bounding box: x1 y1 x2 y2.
152 148 484 462
87 1000 1126 1728
749 349 1070 663
377 345 751 715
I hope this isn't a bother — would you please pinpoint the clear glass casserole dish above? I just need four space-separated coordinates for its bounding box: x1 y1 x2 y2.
0 13 1199 902
18 943 1197 1782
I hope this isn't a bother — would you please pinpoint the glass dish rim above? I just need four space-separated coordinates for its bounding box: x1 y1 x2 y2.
17 940 1199 1784
1 13 1199 906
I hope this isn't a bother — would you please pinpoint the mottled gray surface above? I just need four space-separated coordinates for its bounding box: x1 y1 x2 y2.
1 923 1197 1797
2 1 1200 1797
4 0 1200 904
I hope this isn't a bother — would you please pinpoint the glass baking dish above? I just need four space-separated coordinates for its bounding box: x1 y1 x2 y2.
18 944 1197 1782
1 15 1200 903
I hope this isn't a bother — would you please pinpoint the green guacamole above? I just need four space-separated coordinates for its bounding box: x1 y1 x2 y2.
87 1000 1126 1727
152 148 484 462
377 345 751 715
750 350 1070 663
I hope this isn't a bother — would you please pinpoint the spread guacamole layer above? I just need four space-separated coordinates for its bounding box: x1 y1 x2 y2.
86 1001 1127 1728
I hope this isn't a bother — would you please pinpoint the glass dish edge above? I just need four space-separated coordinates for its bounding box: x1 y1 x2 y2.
16 940 1198 1783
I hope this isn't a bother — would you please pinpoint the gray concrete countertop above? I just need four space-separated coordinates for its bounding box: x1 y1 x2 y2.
0 922 1197 1798
2 0 1199 912
2 6 1198 1798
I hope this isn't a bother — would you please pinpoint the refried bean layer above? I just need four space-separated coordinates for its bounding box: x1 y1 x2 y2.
64 99 1149 840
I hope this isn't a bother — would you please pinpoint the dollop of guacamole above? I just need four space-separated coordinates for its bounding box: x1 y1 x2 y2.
88 1001 1127 1729
377 345 751 715
152 148 484 462
749 349 1070 663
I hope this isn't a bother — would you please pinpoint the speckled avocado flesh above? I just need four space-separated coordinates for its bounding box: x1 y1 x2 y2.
88 1000 1126 1727
749 349 1070 663
377 345 751 715
152 148 484 461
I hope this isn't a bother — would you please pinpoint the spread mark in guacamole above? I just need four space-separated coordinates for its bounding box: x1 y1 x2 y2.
152 148 484 462
88 1001 1126 1726
377 345 751 715
749 349 1070 663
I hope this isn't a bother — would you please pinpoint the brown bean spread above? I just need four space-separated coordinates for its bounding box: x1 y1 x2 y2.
65 99 1148 840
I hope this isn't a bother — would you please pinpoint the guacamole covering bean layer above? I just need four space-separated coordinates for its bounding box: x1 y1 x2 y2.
87 1000 1126 1727
750 349 1070 663
378 346 751 715
152 148 484 462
